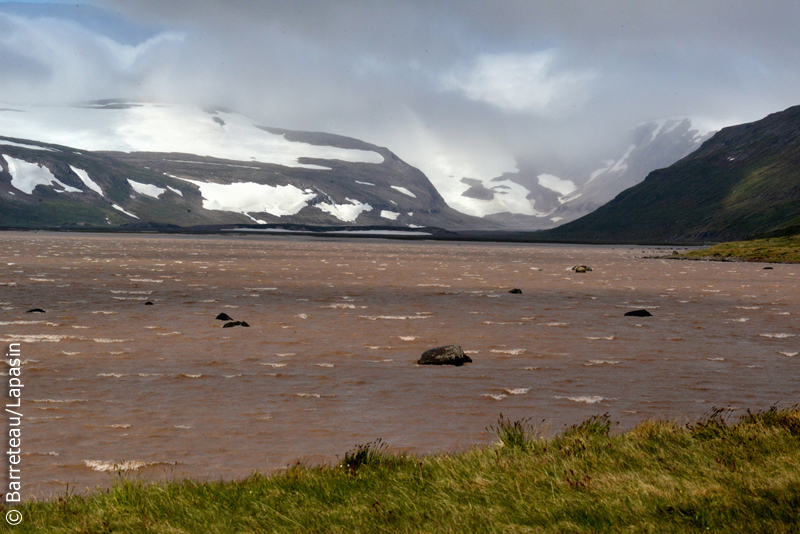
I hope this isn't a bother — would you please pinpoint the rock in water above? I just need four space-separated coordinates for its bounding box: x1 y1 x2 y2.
26 308 46 313
222 321 250 328
145 301 154 305
571 265 592 273
508 288 522 294
763 266 773 270
216 313 234 321
418 345 472 366
624 309 652 317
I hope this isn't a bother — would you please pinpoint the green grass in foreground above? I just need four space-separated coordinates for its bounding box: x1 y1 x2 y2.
4 407 800 533
682 233 800 263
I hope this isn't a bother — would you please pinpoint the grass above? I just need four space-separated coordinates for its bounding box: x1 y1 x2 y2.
681 233 800 263
4 407 800 533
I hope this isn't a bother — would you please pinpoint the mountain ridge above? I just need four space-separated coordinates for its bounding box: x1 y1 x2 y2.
0 103 491 229
540 105 800 244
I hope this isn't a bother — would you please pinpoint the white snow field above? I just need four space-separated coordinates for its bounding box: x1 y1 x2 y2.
69 166 103 196
0 104 384 169
536 173 576 196
0 140 58 152
316 199 373 223
128 179 166 199
112 204 139 218
390 185 417 198
4 156 81 194
174 177 316 218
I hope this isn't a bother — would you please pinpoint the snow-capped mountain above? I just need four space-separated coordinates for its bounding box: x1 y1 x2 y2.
0 101 488 229
0 100 717 231
462 118 715 229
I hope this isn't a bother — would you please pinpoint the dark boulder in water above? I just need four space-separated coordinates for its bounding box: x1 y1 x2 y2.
222 321 250 328
145 301 154 305
26 308 46 313
508 288 522 294
624 309 652 317
572 265 592 273
763 266 773 270
216 313 234 321
418 345 472 366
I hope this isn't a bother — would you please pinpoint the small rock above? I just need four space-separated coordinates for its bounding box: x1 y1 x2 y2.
624 309 652 317
671 250 680 255
418 345 472 366
216 313 234 321
145 301 154 305
763 266 773 270
571 265 592 273
26 308 46 313
222 321 250 328
508 288 522 294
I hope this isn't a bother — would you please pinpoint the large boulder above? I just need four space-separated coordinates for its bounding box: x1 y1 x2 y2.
222 321 250 328
216 312 234 321
418 345 472 366
624 309 652 317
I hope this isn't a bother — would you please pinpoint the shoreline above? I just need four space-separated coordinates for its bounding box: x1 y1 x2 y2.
6 407 800 532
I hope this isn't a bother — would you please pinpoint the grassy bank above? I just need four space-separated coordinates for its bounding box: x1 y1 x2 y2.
681 233 800 263
4 408 800 533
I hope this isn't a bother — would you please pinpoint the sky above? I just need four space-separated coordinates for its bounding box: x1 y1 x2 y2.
2 0 800 212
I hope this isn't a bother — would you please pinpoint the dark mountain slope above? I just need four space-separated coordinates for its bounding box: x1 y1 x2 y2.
542 105 800 243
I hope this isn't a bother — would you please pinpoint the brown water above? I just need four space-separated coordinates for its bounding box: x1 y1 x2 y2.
0 232 797 499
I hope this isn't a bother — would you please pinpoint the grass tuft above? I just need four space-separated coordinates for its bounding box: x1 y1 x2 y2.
486 413 535 450
340 438 389 474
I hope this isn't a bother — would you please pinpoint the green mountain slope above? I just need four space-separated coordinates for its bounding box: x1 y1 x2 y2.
543 105 800 243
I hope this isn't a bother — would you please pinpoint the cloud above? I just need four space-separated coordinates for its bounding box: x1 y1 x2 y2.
0 11 184 104
2 1 800 217
441 50 596 116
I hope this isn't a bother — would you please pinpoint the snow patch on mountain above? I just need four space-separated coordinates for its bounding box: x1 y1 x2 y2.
128 179 166 198
0 140 58 152
390 185 416 198
174 176 316 217
380 210 400 220
112 204 138 218
0 103 385 169
316 198 372 223
4 156 81 194
536 174 576 196
449 177 545 217
70 166 103 196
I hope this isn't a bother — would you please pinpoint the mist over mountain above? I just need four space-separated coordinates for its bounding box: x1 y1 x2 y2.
542 105 800 243
478 117 715 229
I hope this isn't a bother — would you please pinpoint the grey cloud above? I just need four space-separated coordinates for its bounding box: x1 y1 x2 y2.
2 1 800 214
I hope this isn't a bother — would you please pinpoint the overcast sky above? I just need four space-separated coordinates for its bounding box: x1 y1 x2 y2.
2 0 800 198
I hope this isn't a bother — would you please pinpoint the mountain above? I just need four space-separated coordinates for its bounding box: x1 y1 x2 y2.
473 118 713 229
0 101 490 229
541 105 800 243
